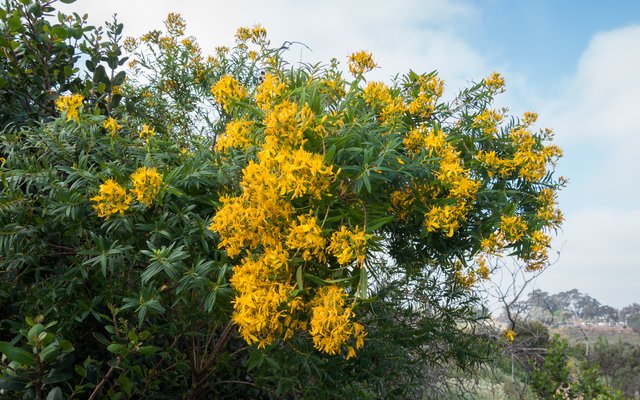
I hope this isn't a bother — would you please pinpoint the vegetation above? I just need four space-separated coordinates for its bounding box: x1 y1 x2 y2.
2 1 634 399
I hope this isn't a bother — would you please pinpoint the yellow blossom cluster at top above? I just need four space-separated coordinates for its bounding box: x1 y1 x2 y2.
55 93 84 122
485 72 505 93
407 75 444 119
255 73 287 111
235 24 267 44
347 50 377 76
403 125 480 238
362 81 405 124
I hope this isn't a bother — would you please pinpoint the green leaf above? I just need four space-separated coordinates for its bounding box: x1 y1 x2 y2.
0 342 35 366
0 376 28 391
366 215 394 232
46 387 63 400
43 369 73 385
106 343 127 357
112 71 126 86
358 268 368 299
27 323 46 341
296 265 304 290
137 346 156 355
8 14 22 32
59 0 77 3
246 349 264 371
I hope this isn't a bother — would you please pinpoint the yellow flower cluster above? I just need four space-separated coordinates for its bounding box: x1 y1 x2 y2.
421 134 480 237
91 179 132 219
347 50 377 76
475 150 514 178
522 111 538 126
363 81 391 105
91 167 162 219
287 214 326 262
164 12 186 36
485 72 505 93
103 117 122 137
139 124 155 140
537 188 564 229
230 254 305 348
215 120 254 152
511 127 563 181
130 167 162 206
235 24 267 44
407 75 444 118
209 91 372 355
425 204 465 237
255 73 286 111
389 189 413 221
473 109 503 136
327 226 367 266
55 94 84 122
500 215 528 242
211 75 247 112
362 81 406 123
525 230 552 271
309 286 366 358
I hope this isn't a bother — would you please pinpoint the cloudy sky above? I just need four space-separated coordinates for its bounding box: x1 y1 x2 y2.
61 0 640 308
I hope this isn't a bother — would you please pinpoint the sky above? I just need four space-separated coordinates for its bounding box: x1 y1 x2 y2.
60 0 640 309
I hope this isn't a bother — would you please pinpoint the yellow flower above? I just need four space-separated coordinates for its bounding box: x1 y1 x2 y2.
164 12 186 36
211 75 247 112
503 329 516 342
389 189 413 221
485 72 505 93
215 120 254 152
522 111 538 126
103 117 122 137
347 50 377 76
473 109 503 136
327 226 367 265
255 73 286 111
309 285 366 355
424 204 466 237
91 179 132 219
362 81 392 105
500 215 528 242
286 214 326 262
130 167 162 206
55 93 84 122
139 124 155 140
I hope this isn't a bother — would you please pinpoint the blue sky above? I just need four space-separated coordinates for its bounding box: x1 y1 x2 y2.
62 0 640 308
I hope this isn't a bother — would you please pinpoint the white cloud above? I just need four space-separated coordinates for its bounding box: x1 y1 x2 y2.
540 24 640 147
539 208 640 309
530 25 640 308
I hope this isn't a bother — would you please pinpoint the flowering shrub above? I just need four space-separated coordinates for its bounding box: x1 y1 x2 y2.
0 2 564 398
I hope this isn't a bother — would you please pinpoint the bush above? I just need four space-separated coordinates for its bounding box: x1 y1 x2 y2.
1 1 565 398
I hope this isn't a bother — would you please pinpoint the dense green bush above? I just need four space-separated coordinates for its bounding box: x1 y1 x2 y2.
1 1 566 399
